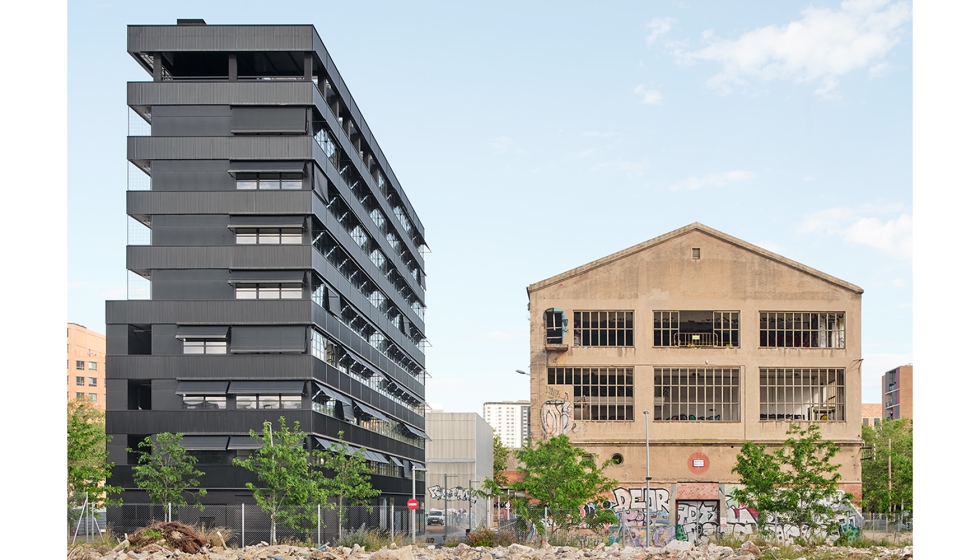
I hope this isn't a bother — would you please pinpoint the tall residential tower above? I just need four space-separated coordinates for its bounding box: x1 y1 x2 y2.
106 20 429 508
482 400 530 448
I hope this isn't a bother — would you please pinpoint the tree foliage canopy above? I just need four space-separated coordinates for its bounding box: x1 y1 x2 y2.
492 433 510 487
511 435 618 534
861 418 912 514
232 417 327 544
731 423 850 535
67 401 121 508
318 430 381 537
129 432 207 510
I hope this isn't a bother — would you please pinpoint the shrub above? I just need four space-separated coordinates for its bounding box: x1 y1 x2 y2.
466 527 496 547
335 526 409 550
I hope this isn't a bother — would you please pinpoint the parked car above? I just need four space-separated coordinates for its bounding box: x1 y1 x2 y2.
426 509 445 525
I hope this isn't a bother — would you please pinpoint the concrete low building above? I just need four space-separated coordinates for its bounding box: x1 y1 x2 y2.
526 223 864 541
424 411 494 533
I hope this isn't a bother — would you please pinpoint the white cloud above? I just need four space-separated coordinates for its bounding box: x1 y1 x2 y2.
843 215 912 259
798 203 912 260
634 84 663 105
666 170 755 191
487 136 513 154
677 0 910 97
892 278 905 287
646 17 676 46
868 61 892 79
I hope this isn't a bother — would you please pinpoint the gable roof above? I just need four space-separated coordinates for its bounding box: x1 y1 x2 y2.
527 222 863 295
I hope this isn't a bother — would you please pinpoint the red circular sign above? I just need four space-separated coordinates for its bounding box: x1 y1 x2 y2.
407 499 419 510
688 452 710 475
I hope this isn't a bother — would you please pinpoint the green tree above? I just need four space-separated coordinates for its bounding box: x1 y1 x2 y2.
318 430 381 539
67 401 121 510
492 433 510 487
510 434 618 536
128 432 207 518
233 417 327 544
861 418 912 515
729 439 785 535
732 423 851 538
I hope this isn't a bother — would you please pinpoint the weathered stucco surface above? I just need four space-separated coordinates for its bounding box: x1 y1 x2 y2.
527 224 862 497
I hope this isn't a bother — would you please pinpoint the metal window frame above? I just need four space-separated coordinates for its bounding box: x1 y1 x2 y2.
547 366 635 421
759 367 845 421
572 311 635 347
759 312 846 348
652 367 741 422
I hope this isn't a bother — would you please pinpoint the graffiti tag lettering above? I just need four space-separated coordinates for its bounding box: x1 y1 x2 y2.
427 485 478 504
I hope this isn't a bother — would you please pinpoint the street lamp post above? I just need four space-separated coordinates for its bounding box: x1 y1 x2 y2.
411 463 417 544
644 410 651 548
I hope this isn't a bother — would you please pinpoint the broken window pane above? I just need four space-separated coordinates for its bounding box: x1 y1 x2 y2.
548 366 634 421
759 312 845 348
759 368 845 421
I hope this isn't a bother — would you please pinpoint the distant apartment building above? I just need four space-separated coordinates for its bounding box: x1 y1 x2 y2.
861 403 882 427
68 323 106 410
482 400 530 448
882 364 912 420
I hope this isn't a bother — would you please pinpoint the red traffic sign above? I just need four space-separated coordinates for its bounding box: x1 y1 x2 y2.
407 499 419 510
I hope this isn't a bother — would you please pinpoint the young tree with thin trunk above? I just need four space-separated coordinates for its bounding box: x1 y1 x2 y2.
129 432 207 518
67 401 121 512
317 431 380 539
233 417 327 544
732 423 851 539
511 434 618 536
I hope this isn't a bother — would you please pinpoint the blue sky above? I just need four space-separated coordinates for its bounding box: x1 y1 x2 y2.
66 0 913 415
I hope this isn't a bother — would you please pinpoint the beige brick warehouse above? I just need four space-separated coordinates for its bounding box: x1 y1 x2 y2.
526 223 864 512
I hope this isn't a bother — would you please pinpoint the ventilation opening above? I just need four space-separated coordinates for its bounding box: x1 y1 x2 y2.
692 248 701 259
611 453 624 465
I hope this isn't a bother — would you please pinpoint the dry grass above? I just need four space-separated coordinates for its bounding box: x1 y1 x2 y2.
197 524 237 548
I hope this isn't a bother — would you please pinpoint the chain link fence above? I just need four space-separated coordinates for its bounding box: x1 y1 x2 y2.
103 504 423 546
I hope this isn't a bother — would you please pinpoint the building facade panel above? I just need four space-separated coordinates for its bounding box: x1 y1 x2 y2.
128 80 317 107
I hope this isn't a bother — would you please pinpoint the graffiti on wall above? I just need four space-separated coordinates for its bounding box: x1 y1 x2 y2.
676 500 719 544
427 485 478 504
540 399 576 438
720 489 862 542
581 485 861 546
603 486 672 547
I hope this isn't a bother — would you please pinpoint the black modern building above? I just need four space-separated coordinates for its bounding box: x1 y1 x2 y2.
105 20 429 507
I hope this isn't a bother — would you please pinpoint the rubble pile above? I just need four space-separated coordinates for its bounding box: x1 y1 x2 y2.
68 539 913 560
